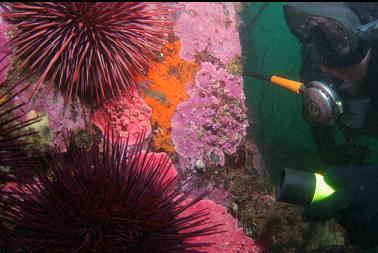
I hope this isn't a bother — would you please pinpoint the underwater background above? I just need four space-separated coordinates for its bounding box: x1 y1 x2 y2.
241 2 318 180
0 2 373 253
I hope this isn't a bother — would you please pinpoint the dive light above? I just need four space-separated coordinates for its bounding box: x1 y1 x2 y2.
245 71 344 126
277 168 335 206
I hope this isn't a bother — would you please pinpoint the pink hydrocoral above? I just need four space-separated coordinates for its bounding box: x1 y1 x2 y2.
174 2 241 64
92 91 152 144
171 62 248 166
181 199 260 253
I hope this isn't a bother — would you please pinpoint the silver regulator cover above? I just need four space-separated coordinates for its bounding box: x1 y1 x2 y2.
302 81 343 126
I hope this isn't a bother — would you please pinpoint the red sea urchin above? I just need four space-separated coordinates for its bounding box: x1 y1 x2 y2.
1 2 171 105
1 131 219 252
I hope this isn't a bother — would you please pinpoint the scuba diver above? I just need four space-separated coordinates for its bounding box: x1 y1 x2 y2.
284 2 378 167
279 2 378 251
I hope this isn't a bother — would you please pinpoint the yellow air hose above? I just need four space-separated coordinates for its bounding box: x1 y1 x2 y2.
245 70 305 94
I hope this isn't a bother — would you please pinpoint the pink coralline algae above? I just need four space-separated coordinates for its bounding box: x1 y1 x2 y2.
174 2 242 65
13 85 88 151
143 151 178 186
172 62 248 166
181 199 260 253
92 91 152 144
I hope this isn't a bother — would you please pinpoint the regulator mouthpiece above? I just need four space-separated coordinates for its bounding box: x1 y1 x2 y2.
277 168 335 206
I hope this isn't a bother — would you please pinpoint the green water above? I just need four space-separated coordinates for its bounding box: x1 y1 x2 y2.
240 2 378 181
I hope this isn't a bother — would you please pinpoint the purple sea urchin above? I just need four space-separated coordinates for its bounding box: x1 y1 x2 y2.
1 2 171 105
1 131 219 252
